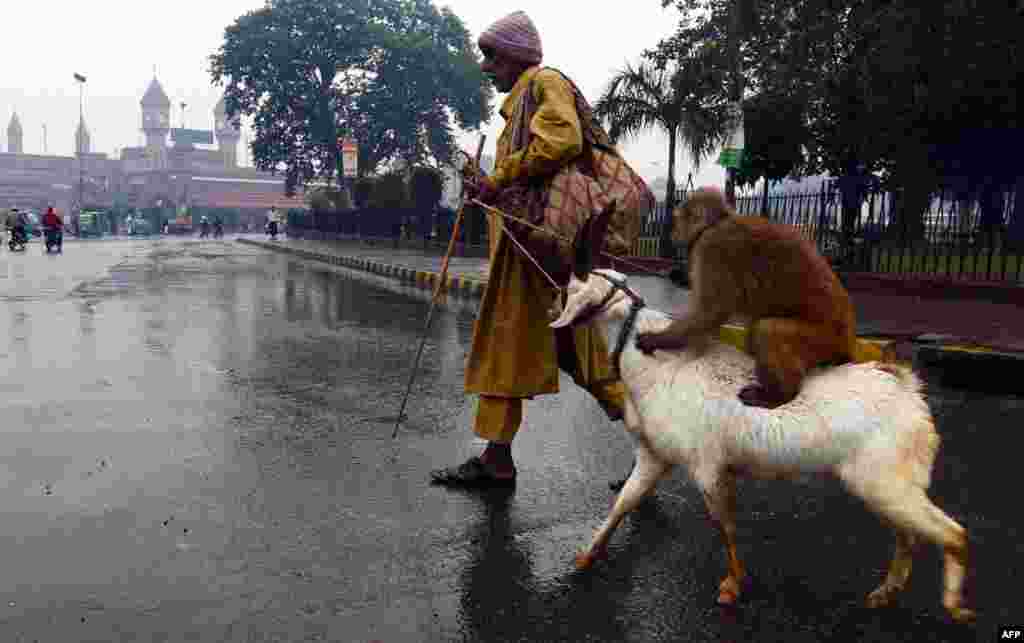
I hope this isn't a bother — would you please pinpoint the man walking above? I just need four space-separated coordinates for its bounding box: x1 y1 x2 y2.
430 11 631 488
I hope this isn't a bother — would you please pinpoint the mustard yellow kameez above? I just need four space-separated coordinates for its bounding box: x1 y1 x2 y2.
464 67 625 442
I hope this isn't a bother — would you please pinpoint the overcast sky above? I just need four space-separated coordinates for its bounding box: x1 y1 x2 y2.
0 0 726 189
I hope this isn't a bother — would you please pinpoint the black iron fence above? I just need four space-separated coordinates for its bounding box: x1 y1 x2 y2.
637 182 1024 282
286 206 489 251
285 181 1024 283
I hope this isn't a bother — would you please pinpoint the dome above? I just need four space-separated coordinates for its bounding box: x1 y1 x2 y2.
141 77 170 108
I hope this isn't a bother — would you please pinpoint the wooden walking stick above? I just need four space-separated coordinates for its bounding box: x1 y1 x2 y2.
393 136 486 439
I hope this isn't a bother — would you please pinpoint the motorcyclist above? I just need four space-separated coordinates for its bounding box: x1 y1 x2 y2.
7 208 28 247
199 215 210 238
4 208 17 236
213 216 224 238
42 207 63 250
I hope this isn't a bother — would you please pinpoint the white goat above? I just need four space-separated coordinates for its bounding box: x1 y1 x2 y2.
550 268 973 623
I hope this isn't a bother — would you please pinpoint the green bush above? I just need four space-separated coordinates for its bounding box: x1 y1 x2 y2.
306 186 352 211
352 177 376 209
409 166 444 211
368 172 408 210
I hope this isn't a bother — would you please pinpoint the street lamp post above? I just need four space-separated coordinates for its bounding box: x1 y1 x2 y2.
74 72 87 236
724 0 747 208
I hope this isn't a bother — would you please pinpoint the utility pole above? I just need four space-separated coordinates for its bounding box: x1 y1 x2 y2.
74 72 87 236
42 124 47 154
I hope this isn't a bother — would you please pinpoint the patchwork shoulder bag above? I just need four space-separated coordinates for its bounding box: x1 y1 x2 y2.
498 67 655 282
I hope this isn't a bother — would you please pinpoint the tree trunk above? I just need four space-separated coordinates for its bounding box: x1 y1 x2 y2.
661 130 678 259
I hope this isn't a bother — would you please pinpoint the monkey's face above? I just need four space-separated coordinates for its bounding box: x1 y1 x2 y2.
671 200 705 245
672 189 730 246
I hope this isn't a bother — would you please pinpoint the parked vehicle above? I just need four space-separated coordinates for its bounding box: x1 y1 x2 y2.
78 210 104 238
7 226 28 251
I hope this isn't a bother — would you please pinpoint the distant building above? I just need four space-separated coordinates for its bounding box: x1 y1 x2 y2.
1 75 305 226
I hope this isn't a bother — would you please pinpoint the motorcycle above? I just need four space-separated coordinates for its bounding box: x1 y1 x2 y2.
199 222 210 239
7 226 27 252
44 227 63 253
213 222 224 239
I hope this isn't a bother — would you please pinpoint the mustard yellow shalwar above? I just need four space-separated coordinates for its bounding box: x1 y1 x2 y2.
464 66 625 442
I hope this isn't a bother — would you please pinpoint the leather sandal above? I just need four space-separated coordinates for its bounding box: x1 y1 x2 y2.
430 456 516 488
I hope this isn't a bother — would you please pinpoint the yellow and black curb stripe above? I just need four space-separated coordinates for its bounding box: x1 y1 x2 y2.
237 239 487 300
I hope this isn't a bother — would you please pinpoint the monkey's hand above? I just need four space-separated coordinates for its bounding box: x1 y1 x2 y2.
635 330 684 355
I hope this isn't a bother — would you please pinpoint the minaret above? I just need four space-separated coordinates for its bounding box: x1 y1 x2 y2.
214 95 241 169
7 112 23 154
75 118 91 156
140 76 171 168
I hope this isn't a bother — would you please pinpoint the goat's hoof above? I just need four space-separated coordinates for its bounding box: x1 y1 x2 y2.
575 545 608 570
575 551 595 570
947 606 976 624
717 577 742 605
866 586 900 609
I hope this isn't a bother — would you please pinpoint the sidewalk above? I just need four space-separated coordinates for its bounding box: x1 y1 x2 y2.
237 235 1024 395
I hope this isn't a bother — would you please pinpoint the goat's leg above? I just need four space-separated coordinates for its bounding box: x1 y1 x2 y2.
843 475 974 623
698 470 746 605
576 445 670 570
866 531 917 608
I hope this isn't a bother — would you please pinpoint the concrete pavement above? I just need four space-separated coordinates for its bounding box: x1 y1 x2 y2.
238 234 1024 395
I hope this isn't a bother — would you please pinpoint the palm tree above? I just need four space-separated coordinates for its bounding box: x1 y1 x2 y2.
594 60 730 257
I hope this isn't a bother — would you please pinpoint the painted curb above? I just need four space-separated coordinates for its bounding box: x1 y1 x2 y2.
237 238 486 299
240 238 1024 394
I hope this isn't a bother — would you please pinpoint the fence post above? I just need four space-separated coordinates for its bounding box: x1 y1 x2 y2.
816 182 828 249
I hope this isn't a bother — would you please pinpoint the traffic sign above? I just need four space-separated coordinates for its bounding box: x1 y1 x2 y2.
718 147 745 169
340 138 358 178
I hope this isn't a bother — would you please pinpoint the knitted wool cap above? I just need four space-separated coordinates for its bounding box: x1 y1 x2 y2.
478 11 543 65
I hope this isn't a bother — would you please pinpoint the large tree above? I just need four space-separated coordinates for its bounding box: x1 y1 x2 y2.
209 0 492 196
655 0 1023 241
594 56 731 257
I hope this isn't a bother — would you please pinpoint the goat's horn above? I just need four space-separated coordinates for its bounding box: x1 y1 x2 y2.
588 200 616 265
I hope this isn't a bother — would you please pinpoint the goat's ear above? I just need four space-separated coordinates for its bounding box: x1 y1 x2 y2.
588 200 616 259
571 215 592 281
572 200 617 280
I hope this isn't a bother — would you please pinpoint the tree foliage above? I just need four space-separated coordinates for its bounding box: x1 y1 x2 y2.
594 57 731 255
652 0 1023 235
210 0 493 195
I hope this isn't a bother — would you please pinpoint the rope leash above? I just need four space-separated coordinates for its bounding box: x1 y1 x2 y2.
468 199 683 281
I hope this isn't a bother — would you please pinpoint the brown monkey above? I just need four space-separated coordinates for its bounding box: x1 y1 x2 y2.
635 187 857 409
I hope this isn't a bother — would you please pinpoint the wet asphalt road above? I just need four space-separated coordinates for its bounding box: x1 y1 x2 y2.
0 235 1020 642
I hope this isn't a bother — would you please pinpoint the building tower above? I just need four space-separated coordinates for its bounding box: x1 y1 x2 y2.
7 112 23 154
75 118 91 156
214 95 241 169
140 76 170 168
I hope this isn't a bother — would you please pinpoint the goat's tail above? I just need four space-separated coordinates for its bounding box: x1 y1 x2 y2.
873 361 924 395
